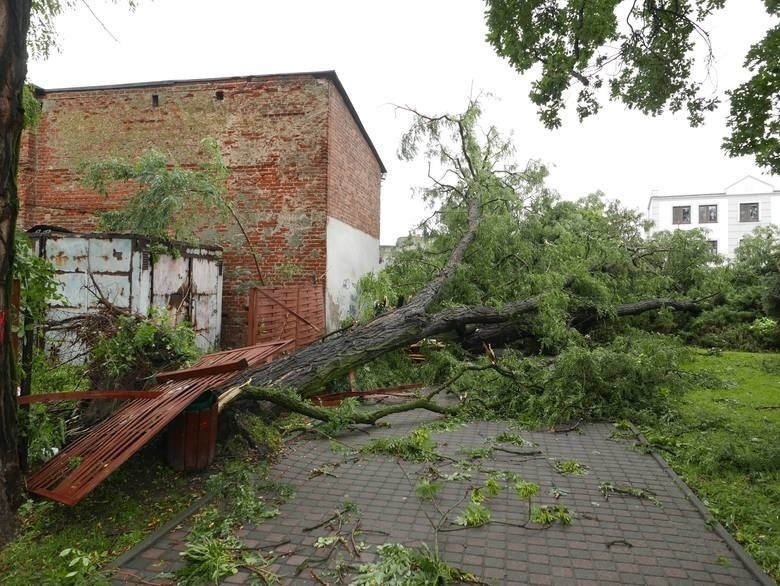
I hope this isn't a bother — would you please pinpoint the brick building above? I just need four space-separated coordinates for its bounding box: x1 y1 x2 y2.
19 71 385 347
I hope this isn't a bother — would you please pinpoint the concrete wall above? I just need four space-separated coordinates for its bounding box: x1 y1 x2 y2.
725 194 774 254
325 217 379 331
19 72 383 346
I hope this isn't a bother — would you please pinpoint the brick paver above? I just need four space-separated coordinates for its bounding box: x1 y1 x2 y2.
114 410 771 585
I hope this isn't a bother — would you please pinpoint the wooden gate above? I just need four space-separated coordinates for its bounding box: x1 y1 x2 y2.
247 285 324 351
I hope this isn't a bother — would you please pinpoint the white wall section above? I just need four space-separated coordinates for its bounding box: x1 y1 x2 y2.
325 217 380 331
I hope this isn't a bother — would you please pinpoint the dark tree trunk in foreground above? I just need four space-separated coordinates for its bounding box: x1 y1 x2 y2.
0 0 31 546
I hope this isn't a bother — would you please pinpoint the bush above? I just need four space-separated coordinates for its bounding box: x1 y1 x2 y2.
23 351 89 467
90 309 200 389
459 331 689 424
689 307 780 351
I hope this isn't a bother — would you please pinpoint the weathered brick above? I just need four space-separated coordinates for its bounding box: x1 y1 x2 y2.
19 72 383 347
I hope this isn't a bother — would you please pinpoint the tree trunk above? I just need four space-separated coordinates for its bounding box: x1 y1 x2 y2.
459 299 702 350
225 294 698 403
0 0 31 547
18 308 34 472
224 195 485 397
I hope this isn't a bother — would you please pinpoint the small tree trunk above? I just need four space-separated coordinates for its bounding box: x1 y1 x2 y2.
0 0 32 546
17 309 34 472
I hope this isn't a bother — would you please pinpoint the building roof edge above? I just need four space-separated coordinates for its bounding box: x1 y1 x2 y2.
35 70 387 174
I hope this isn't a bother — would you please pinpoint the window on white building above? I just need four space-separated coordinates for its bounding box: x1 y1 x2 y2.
708 240 718 255
699 204 717 223
740 203 759 222
672 206 691 224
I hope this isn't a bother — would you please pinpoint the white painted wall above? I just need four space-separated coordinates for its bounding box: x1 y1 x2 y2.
325 217 380 331
647 177 779 258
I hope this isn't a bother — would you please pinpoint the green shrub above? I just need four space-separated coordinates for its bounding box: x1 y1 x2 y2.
353 543 480 585
90 309 200 388
176 535 240 585
458 331 688 424
23 351 89 466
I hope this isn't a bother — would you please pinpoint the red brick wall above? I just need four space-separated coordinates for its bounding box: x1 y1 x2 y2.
19 75 332 347
327 84 382 238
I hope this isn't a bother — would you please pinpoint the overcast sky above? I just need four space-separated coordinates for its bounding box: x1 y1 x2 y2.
28 0 778 244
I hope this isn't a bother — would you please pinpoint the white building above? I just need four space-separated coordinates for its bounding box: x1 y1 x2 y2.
647 176 780 257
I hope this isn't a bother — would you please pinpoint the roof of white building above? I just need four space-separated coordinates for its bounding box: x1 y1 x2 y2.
647 176 778 209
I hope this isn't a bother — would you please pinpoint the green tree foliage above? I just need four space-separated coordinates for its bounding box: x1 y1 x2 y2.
484 0 780 174
28 1 137 59
21 84 42 130
12 233 63 332
723 21 779 171
686 226 780 349
376 179 707 354
80 138 228 242
352 102 717 422
90 310 200 389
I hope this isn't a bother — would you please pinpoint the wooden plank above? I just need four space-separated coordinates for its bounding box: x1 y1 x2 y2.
247 288 257 346
155 359 249 382
16 390 162 405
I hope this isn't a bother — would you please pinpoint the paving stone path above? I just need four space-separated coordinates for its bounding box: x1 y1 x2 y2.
114 410 773 585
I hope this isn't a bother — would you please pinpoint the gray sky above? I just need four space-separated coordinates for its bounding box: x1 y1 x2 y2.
28 0 778 244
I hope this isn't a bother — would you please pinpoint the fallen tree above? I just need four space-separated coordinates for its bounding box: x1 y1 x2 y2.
219 103 704 424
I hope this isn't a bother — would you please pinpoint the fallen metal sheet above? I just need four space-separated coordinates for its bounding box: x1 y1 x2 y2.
26 340 292 506
17 390 163 404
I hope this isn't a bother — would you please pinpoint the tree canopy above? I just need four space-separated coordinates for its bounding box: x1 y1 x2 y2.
484 0 780 174
28 0 137 59
80 138 228 242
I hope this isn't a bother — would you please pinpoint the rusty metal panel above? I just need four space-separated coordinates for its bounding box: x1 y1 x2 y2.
191 257 220 294
87 237 132 273
30 231 223 355
152 255 189 295
45 235 89 273
131 249 149 315
88 273 131 309
190 257 222 347
192 296 218 348
55 273 90 310
26 340 292 506
152 255 190 325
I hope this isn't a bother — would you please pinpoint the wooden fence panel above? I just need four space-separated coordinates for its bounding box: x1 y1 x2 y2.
247 285 324 351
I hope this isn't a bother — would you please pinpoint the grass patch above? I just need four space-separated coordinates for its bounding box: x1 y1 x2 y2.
553 459 588 475
360 428 439 462
0 414 291 585
644 350 780 580
0 450 201 585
